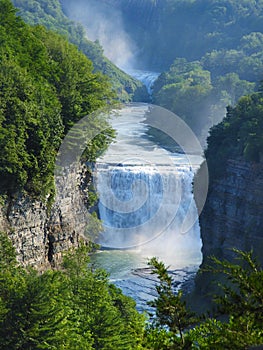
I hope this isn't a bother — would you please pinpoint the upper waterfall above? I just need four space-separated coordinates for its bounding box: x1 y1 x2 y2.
126 69 160 95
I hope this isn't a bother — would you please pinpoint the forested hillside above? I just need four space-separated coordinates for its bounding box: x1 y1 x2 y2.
205 89 263 175
100 0 263 71
75 0 263 138
1 1 263 348
149 0 263 138
0 232 146 349
152 58 256 138
0 0 114 200
11 0 148 102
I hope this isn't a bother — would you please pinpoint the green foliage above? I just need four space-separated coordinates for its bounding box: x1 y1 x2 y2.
33 25 114 131
12 0 149 102
1 232 263 349
62 243 145 349
114 0 263 71
190 250 263 349
0 233 146 349
0 0 114 199
212 73 256 107
0 59 63 197
153 59 213 135
13 0 263 137
205 90 263 179
152 57 256 137
143 327 175 350
104 0 261 135
146 257 197 348
82 127 116 163
144 251 263 349
206 249 263 324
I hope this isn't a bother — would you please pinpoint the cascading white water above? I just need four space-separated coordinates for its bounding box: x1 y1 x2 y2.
97 164 201 261
95 103 202 266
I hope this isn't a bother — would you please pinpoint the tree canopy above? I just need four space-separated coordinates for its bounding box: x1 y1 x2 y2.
144 251 263 349
0 0 114 199
90 0 263 137
12 0 149 102
0 232 145 349
205 90 263 178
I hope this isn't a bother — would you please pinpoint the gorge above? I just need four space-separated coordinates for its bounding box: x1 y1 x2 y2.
2 0 263 316
1 1 263 347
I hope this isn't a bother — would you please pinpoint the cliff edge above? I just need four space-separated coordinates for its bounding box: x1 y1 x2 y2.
199 159 263 267
193 91 263 305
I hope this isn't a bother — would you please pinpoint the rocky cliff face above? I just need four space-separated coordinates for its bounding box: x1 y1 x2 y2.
0 163 92 270
192 158 263 306
198 158 263 267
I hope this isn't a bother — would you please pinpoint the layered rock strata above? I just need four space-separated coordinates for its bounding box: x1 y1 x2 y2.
0 163 92 269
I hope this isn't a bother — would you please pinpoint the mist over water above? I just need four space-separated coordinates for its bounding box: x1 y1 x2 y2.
62 0 137 70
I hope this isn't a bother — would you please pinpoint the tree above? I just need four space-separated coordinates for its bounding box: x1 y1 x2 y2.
0 232 28 349
0 231 90 349
0 233 146 349
12 0 148 102
146 257 197 348
213 73 255 106
205 90 263 180
190 250 263 348
62 243 145 349
207 250 263 325
0 0 115 200
239 32 263 56
153 58 212 136
0 231 25 329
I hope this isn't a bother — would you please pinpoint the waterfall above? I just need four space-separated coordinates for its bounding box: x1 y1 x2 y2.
95 103 203 265
126 69 160 95
96 163 201 262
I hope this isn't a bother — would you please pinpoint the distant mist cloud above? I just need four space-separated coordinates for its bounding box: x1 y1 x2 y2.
62 0 137 70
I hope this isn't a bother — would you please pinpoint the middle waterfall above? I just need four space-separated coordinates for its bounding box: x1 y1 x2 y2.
95 103 203 266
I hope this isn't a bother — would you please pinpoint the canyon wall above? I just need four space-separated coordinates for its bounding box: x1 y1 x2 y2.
0 163 91 270
194 158 263 298
200 159 263 264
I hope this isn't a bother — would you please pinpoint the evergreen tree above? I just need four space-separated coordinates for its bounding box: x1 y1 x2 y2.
62 243 145 349
146 257 197 349
0 233 146 349
190 250 263 348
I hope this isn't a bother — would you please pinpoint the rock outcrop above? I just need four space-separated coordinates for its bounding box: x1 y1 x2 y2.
199 159 263 265
190 159 263 313
0 163 92 270
193 158 263 301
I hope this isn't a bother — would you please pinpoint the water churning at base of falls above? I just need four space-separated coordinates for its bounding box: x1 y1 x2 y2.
93 103 203 311
97 164 201 261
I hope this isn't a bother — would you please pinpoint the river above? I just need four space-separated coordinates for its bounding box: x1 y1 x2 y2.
91 99 203 313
